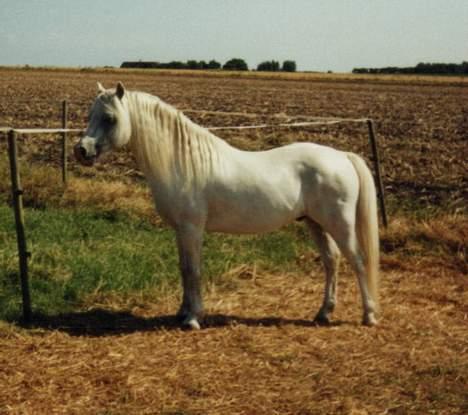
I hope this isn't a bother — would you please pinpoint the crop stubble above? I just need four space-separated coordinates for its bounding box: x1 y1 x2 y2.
0 69 466 414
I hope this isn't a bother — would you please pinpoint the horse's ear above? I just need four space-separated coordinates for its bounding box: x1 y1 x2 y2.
116 82 125 100
97 82 106 94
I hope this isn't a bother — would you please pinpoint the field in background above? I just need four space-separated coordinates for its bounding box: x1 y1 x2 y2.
0 68 466 414
2 65 468 86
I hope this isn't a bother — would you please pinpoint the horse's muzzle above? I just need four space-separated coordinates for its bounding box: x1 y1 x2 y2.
74 143 98 166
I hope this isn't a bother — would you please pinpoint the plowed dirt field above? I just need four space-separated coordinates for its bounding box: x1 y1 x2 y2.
0 68 466 414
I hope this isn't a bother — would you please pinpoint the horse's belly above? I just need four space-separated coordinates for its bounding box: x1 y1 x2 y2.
205 185 304 234
206 211 298 233
206 214 296 234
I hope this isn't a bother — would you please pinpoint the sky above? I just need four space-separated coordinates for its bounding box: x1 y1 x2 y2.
0 0 467 72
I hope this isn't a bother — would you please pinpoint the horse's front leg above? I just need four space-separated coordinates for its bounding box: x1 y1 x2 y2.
175 223 204 330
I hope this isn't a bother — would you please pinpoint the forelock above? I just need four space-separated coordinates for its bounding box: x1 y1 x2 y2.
96 93 118 112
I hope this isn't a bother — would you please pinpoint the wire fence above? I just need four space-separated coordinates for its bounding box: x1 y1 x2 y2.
1 102 388 323
1 103 387 225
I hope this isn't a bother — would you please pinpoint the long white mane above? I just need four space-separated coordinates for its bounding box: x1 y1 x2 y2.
126 91 223 190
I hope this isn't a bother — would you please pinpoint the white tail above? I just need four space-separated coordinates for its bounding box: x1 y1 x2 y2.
347 153 380 312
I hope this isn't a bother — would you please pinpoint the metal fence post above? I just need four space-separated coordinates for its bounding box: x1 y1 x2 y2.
7 130 32 323
366 119 388 228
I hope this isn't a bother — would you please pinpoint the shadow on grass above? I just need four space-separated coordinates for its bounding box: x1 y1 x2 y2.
26 309 347 337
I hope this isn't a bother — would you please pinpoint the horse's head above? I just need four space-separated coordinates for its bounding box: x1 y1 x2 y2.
74 82 131 166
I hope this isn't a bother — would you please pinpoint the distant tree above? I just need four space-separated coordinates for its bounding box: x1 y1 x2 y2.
207 59 221 70
187 60 201 70
463 61 468 74
352 61 468 75
223 58 248 71
282 60 297 72
257 60 280 72
121 61 159 69
166 61 186 69
121 58 254 71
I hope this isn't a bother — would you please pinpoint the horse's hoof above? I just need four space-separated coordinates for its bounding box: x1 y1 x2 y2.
313 313 331 326
182 316 201 330
176 305 190 320
362 314 378 327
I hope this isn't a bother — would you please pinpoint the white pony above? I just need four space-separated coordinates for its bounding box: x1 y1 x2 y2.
75 82 380 329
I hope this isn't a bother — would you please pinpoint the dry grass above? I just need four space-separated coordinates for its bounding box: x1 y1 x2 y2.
380 215 467 274
0 253 466 414
0 214 466 414
0 157 160 226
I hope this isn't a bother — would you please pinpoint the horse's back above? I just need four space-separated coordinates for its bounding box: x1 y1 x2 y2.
204 142 359 233
242 143 359 196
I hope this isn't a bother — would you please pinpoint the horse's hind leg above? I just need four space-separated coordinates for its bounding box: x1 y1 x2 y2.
329 223 378 326
306 219 341 325
175 223 204 330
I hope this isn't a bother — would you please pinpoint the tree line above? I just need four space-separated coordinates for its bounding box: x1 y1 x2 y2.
353 62 468 75
256 60 296 72
121 60 222 70
121 58 297 72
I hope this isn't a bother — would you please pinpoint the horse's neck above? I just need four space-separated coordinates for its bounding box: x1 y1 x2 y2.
126 91 226 188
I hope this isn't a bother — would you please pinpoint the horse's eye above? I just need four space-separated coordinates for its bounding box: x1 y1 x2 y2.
103 114 115 125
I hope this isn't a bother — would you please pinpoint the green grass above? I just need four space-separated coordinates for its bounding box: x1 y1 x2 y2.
0 205 313 321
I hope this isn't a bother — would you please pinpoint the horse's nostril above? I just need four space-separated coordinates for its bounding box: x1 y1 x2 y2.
79 147 87 159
